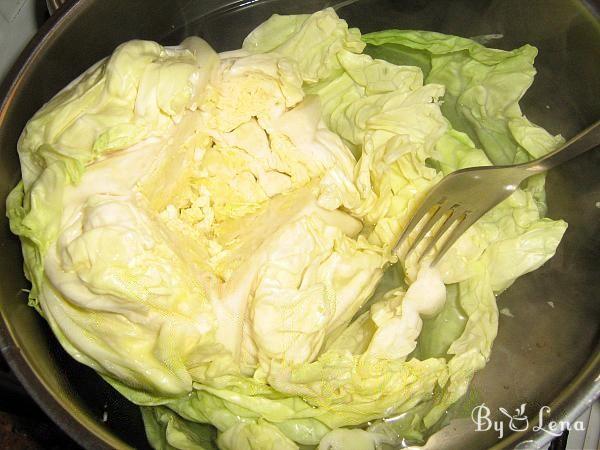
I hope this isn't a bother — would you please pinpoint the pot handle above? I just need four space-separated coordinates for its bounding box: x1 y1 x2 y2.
46 0 67 15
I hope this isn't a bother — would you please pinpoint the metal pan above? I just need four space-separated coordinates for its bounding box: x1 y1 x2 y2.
0 1 598 448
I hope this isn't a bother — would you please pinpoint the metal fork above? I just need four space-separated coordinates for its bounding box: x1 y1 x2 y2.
393 120 600 267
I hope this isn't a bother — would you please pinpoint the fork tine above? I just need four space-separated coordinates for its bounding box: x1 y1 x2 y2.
431 211 477 266
419 211 459 261
401 203 451 258
393 195 446 255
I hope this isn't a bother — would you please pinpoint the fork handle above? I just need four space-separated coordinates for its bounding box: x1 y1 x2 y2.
522 120 600 174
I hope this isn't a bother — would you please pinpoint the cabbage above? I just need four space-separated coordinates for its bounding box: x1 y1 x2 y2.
362 30 565 165
242 8 365 82
6 8 567 450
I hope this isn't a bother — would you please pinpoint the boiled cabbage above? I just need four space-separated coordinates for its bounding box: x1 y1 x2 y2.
6 8 567 450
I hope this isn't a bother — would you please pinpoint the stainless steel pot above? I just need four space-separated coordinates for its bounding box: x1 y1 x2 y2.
0 1 598 449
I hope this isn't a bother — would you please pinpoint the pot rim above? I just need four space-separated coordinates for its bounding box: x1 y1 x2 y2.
0 2 133 448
